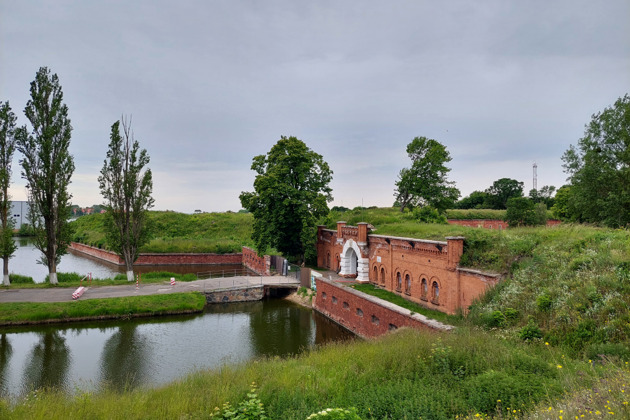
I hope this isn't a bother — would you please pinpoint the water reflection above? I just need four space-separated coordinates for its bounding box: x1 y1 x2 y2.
0 299 354 398
0 334 12 396
11 238 252 283
21 331 70 394
249 301 314 356
99 325 148 391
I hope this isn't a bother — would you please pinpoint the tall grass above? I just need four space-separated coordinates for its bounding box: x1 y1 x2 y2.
0 328 612 419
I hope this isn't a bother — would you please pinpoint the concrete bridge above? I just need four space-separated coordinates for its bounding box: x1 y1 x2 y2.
0 275 300 303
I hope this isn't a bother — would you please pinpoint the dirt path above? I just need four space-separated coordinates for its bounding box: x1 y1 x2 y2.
0 275 299 303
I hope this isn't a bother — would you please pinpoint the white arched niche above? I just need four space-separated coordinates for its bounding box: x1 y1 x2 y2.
339 239 369 282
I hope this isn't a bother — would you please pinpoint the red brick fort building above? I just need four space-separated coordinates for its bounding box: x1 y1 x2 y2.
316 222 500 315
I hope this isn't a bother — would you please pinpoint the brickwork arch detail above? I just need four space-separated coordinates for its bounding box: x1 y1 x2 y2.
430 276 442 305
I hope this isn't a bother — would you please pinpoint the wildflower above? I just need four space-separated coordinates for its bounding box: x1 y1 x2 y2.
545 342 549 345
557 365 563 369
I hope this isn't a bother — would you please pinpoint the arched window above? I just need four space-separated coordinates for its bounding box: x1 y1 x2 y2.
421 278 428 301
432 281 439 304
405 274 411 294
380 267 385 284
396 272 402 291
373 266 378 283
326 252 331 268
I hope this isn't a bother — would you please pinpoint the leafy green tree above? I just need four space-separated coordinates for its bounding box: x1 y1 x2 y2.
239 136 332 264
551 185 572 221
485 178 524 209
455 190 491 209
99 118 154 281
0 101 17 285
506 197 536 227
15 67 75 285
562 94 630 227
394 136 460 212
529 185 556 208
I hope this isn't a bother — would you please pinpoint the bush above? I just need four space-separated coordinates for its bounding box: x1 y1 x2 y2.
536 293 553 312
8 273 34 284
17 223 35 236
46 272 85 283
412 206 447 224
211 384 268 419
307 408 361 420
519 320 543 341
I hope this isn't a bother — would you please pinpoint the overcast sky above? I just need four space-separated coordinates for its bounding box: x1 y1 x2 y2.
1 1 629 213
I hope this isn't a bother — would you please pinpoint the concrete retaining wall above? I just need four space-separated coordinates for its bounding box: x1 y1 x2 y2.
204 285 265 303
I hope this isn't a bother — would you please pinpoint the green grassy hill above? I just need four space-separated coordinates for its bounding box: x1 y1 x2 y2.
10 207 630 418
72 211 254 254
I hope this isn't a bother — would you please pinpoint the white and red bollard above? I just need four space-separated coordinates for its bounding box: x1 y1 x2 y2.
170 277 176 286
72 286 86 300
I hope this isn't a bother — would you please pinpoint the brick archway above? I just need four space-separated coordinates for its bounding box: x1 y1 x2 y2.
340 239 369 282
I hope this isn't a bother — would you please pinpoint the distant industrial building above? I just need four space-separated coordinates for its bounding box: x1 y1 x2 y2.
10 201 31 230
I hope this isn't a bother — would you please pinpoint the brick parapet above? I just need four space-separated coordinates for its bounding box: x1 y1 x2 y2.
69 242 242 265
447 219 562 229
313 278 453 338
242 246 271 276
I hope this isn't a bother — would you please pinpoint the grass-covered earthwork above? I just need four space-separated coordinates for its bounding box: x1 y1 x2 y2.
0 292 206 325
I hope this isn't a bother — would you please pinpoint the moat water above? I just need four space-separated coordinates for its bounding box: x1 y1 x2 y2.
11 238 250 283
0 299 354 399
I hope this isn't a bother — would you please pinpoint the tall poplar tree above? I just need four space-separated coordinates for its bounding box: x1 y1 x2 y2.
0 101 18 285
99 117 154 281
16 67 75 285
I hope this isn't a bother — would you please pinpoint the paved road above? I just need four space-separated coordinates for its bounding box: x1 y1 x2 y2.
0 275 300 303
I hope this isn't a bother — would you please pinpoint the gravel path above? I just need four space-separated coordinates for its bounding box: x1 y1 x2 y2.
0 275 299 303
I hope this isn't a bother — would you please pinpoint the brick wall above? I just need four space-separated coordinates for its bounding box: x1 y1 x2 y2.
242 246 271 276
69 242 242 265
447 219 561 229
313 278 453 338
316 225 500 315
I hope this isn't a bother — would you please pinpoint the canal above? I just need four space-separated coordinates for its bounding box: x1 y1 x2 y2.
0 299 353 399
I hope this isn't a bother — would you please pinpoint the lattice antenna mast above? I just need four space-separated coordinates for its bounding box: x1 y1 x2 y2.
533 162 538 191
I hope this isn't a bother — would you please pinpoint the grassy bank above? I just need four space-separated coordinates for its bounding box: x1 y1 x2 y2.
72 211 254 254
0 292 206 325
0 327 624 419
351 283 459 325
1 271 200 289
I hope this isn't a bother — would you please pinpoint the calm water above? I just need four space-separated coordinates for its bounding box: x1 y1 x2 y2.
0 299 354 399
10 239 249 283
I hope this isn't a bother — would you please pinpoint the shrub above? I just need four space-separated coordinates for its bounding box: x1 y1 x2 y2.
307 408 361 420
412 206 447 224
504 307 519 323
8 274 34 284
519 320 543 341
211 384 267 419
46 272 85 283
536 293 553 312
